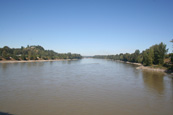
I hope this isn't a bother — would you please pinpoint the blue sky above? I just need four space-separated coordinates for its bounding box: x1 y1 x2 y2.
0 0 173 56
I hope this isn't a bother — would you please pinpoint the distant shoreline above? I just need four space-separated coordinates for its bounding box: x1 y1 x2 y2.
0 59 78 63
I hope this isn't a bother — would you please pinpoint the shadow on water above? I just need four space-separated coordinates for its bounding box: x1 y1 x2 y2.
0 112 14 115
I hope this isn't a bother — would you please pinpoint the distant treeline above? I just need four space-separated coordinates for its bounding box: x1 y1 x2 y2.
0 45 82 60
94 42 173 69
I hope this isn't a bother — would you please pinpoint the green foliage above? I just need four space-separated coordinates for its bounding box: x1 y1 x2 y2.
21 55 27 60
0 45 82 61
152 42 168 65
142 48 154 66
122 53 130 61
94 42 168 67
12 55 20 60
136 54 143 63
29 55 37 60
2 50 10 60
166 53 173 64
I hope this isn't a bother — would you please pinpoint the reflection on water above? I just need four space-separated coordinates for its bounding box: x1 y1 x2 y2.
1 63 9 70
142 70 165 94
0 112 14 115
0 59 173 115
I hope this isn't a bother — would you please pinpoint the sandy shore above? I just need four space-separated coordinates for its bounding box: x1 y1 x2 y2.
115 60 172 74
116 60 142 66
136 65 173 75
125 61 143 66
0 59 77 63
136 65 166 72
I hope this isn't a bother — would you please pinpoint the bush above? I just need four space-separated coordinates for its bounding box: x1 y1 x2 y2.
12 55 20 60
43 57 48 60
21 55 27 60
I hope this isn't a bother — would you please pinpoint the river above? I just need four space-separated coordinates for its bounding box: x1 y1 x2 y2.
0 58 173 115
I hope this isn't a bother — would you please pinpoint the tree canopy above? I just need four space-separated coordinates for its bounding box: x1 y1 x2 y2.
93 42 169 66
0 45 82 60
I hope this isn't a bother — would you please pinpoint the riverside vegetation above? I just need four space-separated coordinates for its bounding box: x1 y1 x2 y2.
0 45 82 61
93 42 173 72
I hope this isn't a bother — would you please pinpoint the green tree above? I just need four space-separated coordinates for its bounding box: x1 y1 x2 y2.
136 54 143 63
134 50 140 62
3 46 10 52
170 53 173 63
153 42 168 65
21 55 26 60
122 53 130 61
142 48 154 66
12 55 20 60
2 50 10 60
28 51 31 60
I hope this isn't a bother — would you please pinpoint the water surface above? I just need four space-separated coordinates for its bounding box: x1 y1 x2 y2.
0 59 173 115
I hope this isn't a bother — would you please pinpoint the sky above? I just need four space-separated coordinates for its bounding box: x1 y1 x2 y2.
0 0 173 56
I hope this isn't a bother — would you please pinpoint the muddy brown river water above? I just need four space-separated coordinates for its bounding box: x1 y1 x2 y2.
0 59 173 115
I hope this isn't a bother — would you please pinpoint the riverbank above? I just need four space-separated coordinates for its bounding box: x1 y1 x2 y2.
115 60 173 75
0 59 78 63
116 60 143 66
136 65 166 72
